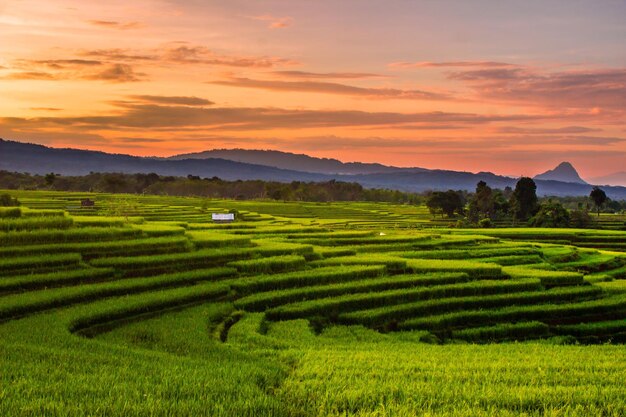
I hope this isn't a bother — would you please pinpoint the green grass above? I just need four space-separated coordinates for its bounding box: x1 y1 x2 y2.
400 293 626 331
231 265 386 294
235 272 469 311
339 285 604 327
0 267 115 292
0 253 82 276
0 267 235 320
451 321 550 342
0 226 142 246
0 236 192 258
227 255 307 274
266 278 543 321
1 190 625 416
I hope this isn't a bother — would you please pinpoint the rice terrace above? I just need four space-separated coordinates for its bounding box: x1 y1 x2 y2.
0 190 624 416
2 0 626 415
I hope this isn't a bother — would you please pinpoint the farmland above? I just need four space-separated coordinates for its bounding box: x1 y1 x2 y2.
1 190 625 416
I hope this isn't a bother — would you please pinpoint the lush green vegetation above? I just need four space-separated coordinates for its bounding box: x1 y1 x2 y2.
1 189 625 416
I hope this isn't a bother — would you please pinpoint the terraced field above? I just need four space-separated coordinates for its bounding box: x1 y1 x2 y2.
1 190 625 416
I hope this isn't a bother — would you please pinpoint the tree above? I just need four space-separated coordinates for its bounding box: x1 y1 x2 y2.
426 190 464 218
510 177 538 222
589 187 607 217
570 209 593 228
529 201 570 228
44 172 56 186
468 181 494 222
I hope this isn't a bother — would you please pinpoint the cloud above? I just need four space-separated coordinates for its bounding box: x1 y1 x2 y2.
271 71 385 79
497 126 602 135
249 14 292 29
389 61 515 69
128 95 214 106
3 58 141 82
30 107 63 111
209 76 453 101
448 67 626 110
83 64 145 82
115 137 167 143
499 135 626 146
88 20 142 30
79 49 157 62
0 102 548 133
2 71 58 80
448 68 524 81
15 59 103 69
162 46 298 67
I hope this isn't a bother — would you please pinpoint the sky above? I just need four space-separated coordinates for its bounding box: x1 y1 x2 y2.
1 0 625 179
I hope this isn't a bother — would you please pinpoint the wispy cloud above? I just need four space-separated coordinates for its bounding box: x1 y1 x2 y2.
128 95 214 106
389 61 516 69
2 71 58 80
79 49 157 62
248 14 293 29
162 45 298 67
88 20 142 30
15 59 103 69
83 64 145 82
497 126 602 135
3 58 142 82
208 76 453 101
271 71 385 80
448 67 626 110
0 101 548 133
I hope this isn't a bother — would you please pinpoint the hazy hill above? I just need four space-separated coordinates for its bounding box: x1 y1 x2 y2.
168 148 410 174
2 139 626 199
590 172 626 187
534 162 588 184
0 139 326 182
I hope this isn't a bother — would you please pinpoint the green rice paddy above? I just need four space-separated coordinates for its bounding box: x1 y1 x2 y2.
1 190 625 416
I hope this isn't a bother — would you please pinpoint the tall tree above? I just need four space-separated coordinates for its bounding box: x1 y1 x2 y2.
426 190 464 218
510 177 538 222
589 187 607 217
468 180 494 222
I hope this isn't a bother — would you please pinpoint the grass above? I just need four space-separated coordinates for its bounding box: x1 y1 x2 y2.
228 255 307 274
0 267 115 292
235 272 469 311
266 278 543 321
339 285 604 327
0 236 192 258
0 253 83 276
1 189 625 416
0 267 235 321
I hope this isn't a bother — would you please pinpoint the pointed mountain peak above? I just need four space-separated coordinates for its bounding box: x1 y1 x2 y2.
534 161 588 184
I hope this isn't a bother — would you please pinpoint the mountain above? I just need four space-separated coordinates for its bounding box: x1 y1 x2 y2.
590 172 626 187
534 162 588 184
0 139 326 182
168 148 411 175
2 139 626 199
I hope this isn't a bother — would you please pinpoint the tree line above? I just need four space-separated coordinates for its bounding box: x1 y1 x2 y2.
0 171 424 204
425 177 624 228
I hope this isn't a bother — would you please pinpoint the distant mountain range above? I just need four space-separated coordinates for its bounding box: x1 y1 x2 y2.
534 162 588 184
168 149 409 175
2 139 625 199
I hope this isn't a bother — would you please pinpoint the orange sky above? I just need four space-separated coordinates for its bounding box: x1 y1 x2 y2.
1 0 625 179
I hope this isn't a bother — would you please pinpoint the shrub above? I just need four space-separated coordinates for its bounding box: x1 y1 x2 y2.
478 218 492 228
0 193 20 207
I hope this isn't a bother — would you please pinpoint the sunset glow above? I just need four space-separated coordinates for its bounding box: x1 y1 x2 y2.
1 0 625 178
